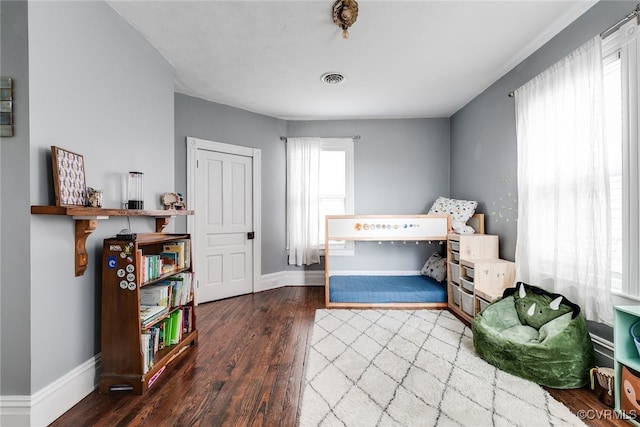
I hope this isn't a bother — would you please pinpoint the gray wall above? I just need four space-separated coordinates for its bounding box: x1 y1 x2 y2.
450 0 637 261
1 0 31 395
175 98 451 274
288 119 450 271
24 1 174 393
174 94 288 275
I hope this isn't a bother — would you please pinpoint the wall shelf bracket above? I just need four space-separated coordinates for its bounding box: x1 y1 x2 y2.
75 218 98 276
156 217 171 232
31 205 194 276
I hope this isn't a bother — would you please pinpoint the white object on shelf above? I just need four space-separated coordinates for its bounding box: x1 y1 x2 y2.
450 241 460 252
461 277 474 293
449 262 460 284
453 251 460 261
451 283 461 306
460 289 474 316
477 296 490 312
466 267 474 279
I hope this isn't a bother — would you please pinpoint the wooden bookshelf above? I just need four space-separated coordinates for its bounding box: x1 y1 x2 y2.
31 205 193 276
99 233 197 394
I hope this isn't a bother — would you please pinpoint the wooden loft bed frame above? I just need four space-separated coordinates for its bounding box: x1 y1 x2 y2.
467 213 485 235
323 213 485 309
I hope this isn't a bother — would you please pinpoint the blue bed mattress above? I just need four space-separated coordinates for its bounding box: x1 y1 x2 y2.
329 275 447 303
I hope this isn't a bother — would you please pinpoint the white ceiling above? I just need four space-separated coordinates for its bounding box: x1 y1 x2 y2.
107 1 597 120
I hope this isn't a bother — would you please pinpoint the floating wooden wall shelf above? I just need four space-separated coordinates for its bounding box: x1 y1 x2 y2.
31 205 194 276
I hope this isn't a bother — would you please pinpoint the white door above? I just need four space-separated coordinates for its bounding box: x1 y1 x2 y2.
195 149 254 303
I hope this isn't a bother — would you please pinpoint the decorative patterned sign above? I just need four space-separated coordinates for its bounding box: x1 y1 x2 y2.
51 146 87 206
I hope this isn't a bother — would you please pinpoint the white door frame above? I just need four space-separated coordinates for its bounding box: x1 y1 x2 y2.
186 136 262 303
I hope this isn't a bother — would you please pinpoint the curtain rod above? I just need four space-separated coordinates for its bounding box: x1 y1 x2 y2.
507 3 640 99
601 3 640 39
280 135 361 141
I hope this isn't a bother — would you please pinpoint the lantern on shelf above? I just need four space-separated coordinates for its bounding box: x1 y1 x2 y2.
127 171 144 209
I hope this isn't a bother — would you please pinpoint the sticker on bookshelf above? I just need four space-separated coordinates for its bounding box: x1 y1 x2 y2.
107 256 117 269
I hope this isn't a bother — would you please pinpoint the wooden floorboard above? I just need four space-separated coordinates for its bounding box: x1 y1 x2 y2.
50 287 627 426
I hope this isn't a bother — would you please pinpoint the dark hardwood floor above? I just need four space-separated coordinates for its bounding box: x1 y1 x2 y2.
51 287 627 426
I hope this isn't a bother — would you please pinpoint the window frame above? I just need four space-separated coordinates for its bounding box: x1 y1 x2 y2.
319 138 354 256
602 20 640 302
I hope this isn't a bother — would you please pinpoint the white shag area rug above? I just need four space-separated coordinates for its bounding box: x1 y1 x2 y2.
300 309 585 427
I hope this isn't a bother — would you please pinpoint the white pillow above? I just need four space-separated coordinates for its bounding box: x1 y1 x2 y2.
428 196 478 233
452 222 476 235
420 252 447 282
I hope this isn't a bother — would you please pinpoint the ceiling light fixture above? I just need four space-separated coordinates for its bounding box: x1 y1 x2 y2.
332 0 358 39
321 72 346 85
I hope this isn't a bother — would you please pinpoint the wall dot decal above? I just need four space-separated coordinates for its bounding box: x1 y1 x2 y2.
491 174 518 224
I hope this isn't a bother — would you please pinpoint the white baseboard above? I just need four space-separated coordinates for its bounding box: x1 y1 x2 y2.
0 354 100 427
590 333 614 367
257 270 324 292
0 395 30 427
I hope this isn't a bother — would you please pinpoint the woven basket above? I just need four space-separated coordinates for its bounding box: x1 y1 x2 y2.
590 367 615 407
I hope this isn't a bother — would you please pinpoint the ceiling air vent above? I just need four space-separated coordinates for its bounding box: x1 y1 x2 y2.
321 72 346 85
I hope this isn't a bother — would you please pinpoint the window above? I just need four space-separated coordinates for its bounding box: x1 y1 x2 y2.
603 50 623 293
603 20 640 299
318 138 354 254
286 137 354 265
514 36 612 323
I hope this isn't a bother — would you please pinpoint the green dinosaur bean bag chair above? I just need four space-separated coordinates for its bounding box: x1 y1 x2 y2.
472 282 595 389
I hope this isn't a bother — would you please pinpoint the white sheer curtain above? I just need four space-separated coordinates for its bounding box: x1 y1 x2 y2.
515 36 613 324
286 137 321 266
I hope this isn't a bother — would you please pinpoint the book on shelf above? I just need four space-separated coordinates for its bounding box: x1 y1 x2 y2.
178 272 193 305
140 283 171 306
159 251 179 274
150 322 162 352
169 310 183 345
158 320 167 350
152 320 165 352
141 333 151 374
141 325 164 374
140 305 168 327
163 316 172 348
183 240 191 269
136 249 144 282
140 254 173 283
182 306 193 334
148 255 160 281
162 240 191 270
157 272 193 308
